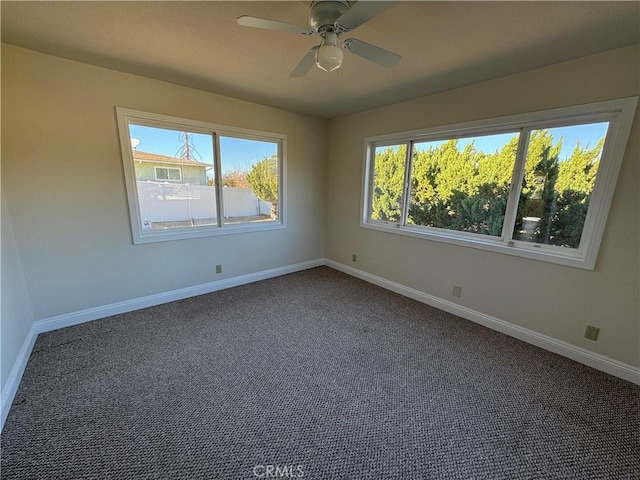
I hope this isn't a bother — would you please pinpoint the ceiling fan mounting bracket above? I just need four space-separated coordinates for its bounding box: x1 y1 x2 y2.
309 1 350 33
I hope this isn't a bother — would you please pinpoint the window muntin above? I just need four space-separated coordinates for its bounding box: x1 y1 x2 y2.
116 108 286 244
362 98 637 269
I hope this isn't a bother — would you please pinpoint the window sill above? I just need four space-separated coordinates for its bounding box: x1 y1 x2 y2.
133 221 285 244
360 221 593 270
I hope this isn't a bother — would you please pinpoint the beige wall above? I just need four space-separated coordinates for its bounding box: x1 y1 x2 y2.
2 41 638 390
1 192 35 392
326 45 640 367
1 44 327 323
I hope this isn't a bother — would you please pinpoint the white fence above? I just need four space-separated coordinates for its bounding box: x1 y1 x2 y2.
137 182 271 222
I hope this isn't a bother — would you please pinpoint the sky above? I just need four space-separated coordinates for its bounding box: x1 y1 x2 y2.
129 120 608 176
414 122 609 161
129 124 277 174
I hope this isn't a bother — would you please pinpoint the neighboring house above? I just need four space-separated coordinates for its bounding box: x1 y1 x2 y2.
131 150 271 223
133 150 210 185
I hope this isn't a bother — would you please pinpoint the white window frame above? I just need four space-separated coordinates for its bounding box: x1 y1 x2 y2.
116 107 287 244
361 97 637 270
154 166 182 182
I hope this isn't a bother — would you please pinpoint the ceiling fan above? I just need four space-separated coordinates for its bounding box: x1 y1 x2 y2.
237 1 400 77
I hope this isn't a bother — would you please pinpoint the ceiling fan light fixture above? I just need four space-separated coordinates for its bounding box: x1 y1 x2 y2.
316 32 343 72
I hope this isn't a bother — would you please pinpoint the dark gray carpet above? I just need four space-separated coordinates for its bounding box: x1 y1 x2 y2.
1 267 638 479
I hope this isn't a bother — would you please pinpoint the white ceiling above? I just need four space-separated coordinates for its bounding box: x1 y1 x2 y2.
2 1 638 119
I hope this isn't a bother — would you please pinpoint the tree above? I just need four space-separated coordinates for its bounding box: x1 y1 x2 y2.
549 190 590 248
474 135 519 188
555 139 602 194
408 139 513 233
546 139 603 247
222 170 251 188
371 129 605 249
511 130 560 243
371 145 406 222
450 184 510 236
246 155 279 218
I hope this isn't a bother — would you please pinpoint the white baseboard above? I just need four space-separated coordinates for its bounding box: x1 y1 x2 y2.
1 324 38 429
1 258 324 431
325 259 640 385
3 256 638 432
33 258 325 334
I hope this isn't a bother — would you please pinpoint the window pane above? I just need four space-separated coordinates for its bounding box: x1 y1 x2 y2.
167 168 182 181
128 124 216 231
513 123 608 248
407 133 519 237
154 168 168 180
370 144 407 223
219 136 279 224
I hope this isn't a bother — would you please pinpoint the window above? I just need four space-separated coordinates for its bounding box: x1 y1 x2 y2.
116 108 286 244
219 136 279 225
154 166 182 182
362 98 637 269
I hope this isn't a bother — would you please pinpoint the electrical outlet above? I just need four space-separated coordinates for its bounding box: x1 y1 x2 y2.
452 285 462 297
584 325 600 341
352 254 357 262
215 264 222 274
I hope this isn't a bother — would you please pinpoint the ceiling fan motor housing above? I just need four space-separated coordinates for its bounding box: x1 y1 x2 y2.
309 1 350 33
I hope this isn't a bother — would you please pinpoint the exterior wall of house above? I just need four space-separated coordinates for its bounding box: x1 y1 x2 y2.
325 44 640 367
134 162 208 185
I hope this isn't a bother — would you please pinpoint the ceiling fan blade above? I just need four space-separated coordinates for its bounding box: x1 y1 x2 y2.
335 1 398 31
343 38 400 67
290 47 319 78
237 16 313 35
